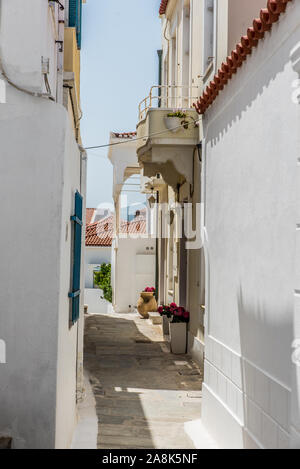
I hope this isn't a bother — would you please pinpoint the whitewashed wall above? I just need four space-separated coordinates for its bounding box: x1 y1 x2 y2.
84 247 112 288
0 0 85 449
0 0 59 96
55 109 86 450
201 1 300 449
84 289 113 315
113 238 156 313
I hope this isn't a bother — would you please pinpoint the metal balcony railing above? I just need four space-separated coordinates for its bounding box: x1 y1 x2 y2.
138 85 199 121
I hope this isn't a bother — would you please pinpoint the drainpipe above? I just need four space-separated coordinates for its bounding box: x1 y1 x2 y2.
157 49 162 107
155 190 160 302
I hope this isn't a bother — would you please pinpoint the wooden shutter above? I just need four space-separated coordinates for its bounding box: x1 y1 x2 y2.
69 191 83 324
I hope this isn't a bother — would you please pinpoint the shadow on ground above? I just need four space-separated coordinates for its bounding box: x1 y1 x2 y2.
84 313 202 449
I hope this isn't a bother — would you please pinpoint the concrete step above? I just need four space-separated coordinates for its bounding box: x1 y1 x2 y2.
148 312 162 325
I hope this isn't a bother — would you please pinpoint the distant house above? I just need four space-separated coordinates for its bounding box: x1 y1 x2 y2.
85 212 113 289
84 206 154 314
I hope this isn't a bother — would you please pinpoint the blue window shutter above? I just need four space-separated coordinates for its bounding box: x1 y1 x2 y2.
69 0 82 49
69 191 83 324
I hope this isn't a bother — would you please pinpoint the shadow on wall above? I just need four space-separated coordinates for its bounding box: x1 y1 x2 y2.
237 285 293 448
83 314 202 449
205 18 297 146
84 289 113 315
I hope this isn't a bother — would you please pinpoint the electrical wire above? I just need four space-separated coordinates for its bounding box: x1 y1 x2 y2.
84 118 201 150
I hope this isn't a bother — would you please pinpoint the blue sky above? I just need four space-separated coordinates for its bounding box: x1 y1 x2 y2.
81 0 162 209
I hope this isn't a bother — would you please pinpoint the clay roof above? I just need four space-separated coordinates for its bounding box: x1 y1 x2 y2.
85 216 114 247
111 132 137 139
194 0 292 115
85 214 147 247
86 208 95 225
159 0 169 15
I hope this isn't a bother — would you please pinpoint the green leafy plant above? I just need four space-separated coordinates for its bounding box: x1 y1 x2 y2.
167 111 187 119
94 263 112 303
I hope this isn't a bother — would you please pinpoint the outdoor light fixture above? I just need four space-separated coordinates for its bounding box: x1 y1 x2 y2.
148 194 156 208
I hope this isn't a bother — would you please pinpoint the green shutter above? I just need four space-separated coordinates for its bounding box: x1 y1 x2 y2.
68 0 82 49
69 191 83 324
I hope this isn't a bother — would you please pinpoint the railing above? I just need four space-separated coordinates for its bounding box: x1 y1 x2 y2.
138 85 199 121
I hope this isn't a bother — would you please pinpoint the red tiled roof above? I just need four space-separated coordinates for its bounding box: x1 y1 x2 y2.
159 0 169 15
86 216 114 247
86 208 95 226
194 0 292 115
112 132 137 139
122 216 147 235
85 215 147 247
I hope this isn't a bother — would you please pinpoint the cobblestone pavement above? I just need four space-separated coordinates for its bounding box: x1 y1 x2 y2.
84 312 203 449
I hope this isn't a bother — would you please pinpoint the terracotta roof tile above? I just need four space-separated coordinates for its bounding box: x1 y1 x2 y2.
86 216 114 247
112 132 137 139
86 208 95 226
194 0 292 115
85 214 147 247
159 0 169 15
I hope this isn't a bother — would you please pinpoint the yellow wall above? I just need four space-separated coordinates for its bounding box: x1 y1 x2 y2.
64 28 81 103
64 27 81 142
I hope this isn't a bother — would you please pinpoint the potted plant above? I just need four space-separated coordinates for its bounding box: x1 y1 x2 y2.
164 111 189 133
158 302 177 335
169 306 190 354
137 287 157 319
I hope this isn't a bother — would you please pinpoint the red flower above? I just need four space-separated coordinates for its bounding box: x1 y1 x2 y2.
158 306 163 314
170 302 177 309
183 311 190 319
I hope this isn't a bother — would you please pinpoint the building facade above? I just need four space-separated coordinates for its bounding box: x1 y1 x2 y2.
108 133 156 313
136 0 300 449
0 0 87 449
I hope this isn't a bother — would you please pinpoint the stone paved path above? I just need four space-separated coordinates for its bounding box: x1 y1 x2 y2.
84 312 203 449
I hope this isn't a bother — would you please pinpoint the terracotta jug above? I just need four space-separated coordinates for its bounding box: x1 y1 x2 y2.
137 292 158 319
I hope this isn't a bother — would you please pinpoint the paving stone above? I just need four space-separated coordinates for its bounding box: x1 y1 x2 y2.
84 312 202 449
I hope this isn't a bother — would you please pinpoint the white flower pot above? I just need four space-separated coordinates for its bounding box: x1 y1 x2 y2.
164 116 182 133
169 322 187 354
162 315 171 335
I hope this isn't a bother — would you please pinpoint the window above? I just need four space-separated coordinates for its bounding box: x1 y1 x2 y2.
203 0 216 75
69 191 83 324
69 0 83 49
168 211 175 293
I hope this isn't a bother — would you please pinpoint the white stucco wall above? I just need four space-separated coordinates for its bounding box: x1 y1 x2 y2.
55 108 86 450
84 247 112 288
113 238 156 313
0 0 85 449
0 0 59 95
0 97 84 448
201 1 300 449
84 289 113 315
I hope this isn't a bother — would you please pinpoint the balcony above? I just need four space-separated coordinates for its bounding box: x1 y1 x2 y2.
136 86 200 191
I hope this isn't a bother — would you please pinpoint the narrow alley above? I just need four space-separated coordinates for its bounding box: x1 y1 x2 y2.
80 312 202 449
2 0 300 451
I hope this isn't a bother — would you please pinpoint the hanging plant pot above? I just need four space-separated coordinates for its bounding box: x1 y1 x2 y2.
169 322 187 354
164 116 183 133
162 315 172 335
